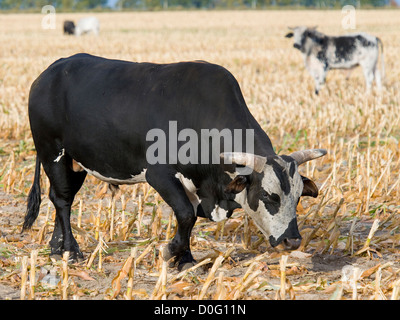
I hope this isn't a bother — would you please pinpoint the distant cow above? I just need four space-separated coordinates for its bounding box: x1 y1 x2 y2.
285 26 384 94
75 17 99 36
63 20 75 35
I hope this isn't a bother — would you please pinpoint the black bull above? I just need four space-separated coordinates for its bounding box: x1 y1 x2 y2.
23 54 326 269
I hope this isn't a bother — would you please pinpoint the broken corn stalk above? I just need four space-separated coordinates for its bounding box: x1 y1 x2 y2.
125 247 138 300
198 255 224 300
20 256 28 300
29 249 38 300
280 255 288 300
355 219 380 256
62 251 69 300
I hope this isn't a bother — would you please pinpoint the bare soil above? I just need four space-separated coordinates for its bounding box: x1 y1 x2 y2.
0 10 400 301
0 184 399 300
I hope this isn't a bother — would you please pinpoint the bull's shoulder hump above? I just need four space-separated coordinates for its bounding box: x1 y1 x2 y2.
48 53 135 69
153 60 240 88
48 53 96 66
163 60 232 75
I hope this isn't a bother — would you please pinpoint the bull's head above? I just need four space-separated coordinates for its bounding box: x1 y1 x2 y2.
285 26 318 53
221 149 326 251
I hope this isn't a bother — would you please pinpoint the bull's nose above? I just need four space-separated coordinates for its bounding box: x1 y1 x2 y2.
293 43 301 49
282 238 302 251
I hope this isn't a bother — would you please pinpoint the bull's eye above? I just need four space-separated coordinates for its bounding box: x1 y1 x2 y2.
261 191 281 215
261 191 280 204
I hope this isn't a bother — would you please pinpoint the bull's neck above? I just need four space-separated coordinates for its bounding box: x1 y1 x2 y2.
218 111 275 157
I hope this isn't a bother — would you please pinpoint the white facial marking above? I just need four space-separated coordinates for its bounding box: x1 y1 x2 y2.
175 173 201 214
292 26 307 48
234 158 303 243
77 162 147 185
262 161 303 241
210 205 229 222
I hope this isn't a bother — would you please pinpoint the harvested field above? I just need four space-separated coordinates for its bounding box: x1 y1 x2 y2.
0 10 400 301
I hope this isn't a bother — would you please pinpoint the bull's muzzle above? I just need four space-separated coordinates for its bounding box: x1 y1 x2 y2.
281 237 302 251
272 236 302 252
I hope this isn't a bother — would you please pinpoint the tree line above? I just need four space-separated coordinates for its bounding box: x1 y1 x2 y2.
0 0 394 11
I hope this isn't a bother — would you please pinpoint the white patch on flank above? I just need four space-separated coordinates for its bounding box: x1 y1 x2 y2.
54 148 65 162
210 205 229 222
77 162 147 185
175 173 201 214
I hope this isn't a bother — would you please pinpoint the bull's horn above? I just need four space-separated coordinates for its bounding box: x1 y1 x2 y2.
289 149 327 165
220 152 266 173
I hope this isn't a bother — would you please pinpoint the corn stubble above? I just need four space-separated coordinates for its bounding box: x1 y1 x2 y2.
0 10 399 300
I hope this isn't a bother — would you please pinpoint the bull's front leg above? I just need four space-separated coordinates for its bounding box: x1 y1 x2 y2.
145 166 197 271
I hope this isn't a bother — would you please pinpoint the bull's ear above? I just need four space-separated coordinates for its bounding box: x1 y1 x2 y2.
225 175 248 194
301 175 318 198
285 32 294 38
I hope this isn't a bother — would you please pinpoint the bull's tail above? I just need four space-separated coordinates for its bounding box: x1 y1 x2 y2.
22 156 42 231
377 37 385 81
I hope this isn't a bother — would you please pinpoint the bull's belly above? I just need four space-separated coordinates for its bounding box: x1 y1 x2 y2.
75 160 147 185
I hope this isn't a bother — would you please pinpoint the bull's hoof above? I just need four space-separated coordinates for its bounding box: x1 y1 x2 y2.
177 251 196 271
69 250 84 262
49 253 62 261
178 261 196 271
160 244 196 270
160 244 176 267
50 250 83 263
160 244 173 260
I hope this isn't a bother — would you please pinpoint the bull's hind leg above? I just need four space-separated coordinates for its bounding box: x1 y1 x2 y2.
41 151 87 261
145 166 197 270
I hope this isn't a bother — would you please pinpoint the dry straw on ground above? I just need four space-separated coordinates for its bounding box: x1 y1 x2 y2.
0 10 399 300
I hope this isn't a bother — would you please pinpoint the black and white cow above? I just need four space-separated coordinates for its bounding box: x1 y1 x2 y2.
285 26 384 94
74 17 99 36
23 54 327 270
63 20 75 35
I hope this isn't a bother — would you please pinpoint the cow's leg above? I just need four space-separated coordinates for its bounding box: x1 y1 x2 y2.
374 66 382 91
42 153 87 261
345 69 353 80
313 70 327 95
314 76 324 95
361 64 374 92
314 79 320 95
145 166 197 270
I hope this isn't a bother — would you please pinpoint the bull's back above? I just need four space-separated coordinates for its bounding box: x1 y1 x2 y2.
28 54 259 179
31 53 240 127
